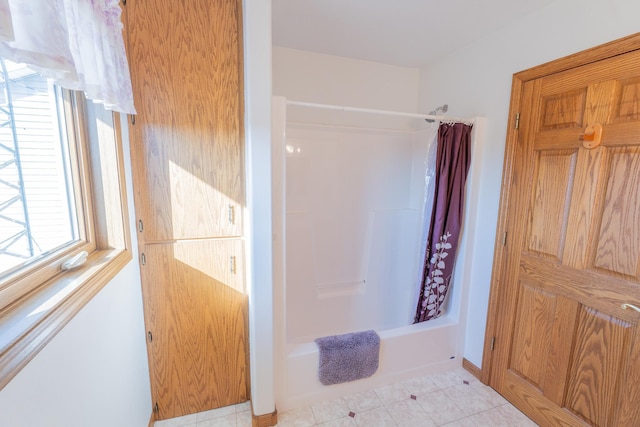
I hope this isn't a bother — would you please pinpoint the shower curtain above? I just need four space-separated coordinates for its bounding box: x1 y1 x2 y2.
414 122 472 323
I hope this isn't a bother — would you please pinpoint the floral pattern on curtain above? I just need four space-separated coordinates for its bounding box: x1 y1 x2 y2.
414 122 472 323
0 0 135 113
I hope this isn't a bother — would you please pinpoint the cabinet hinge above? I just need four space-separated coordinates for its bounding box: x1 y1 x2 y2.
490 337 496 351
515 113 520 130
138 219 144 233
147 331 153 343
230 256 237 274
130 114 135 125
153 402 158 414
228 205 235 225
141 252 146 265
502 231 507 246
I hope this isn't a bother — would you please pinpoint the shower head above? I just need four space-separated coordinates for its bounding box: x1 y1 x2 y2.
425 104 448 123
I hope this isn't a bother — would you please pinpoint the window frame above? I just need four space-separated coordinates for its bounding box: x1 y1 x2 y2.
0 89 132 391
1 90 96 304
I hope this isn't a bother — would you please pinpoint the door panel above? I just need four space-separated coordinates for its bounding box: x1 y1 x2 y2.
617 77 640 122
509 284 556 390
562 146 606 270
539 88 586 131
142 240 247 420
127 0 244 242
565 307 632 427
527 149 576 259
593 148 640 277
491 44 640 426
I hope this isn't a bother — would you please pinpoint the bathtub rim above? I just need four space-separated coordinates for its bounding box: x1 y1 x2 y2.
286 313 458 357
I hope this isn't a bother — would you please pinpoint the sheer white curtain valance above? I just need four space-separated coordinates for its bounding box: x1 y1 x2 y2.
0 0 135 114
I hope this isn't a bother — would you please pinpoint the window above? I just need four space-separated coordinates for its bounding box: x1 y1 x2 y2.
0 57 131 390
1 59 85 278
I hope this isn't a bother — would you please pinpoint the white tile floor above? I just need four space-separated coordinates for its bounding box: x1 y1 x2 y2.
154 368 538 427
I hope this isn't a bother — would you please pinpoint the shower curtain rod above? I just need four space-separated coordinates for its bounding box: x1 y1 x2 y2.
286 100 475 125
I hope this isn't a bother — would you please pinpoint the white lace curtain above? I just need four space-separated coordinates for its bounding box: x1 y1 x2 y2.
0 0 135 113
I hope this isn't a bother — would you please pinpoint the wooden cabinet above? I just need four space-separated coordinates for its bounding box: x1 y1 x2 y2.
123 0 247 420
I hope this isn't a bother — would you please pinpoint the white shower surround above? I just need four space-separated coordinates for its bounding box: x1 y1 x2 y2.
272 96 486 411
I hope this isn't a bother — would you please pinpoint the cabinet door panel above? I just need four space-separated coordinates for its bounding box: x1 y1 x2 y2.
142 239 247 420
127 0 244 242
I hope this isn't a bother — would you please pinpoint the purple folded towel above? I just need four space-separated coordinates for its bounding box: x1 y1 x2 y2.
314 330 380 385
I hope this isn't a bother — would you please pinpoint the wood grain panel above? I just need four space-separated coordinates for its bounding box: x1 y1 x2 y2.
534 121 640 151
142 240 247 420
484 78 543 387
594 148 640 278
584 80 621 125
510 284 555 390
503 371 589 426
562 147 607 270
253 410 278 427
565 306 632 426
515 33 640 83
462 358 482 380
615 77 640 122
543 296 580 406
539 89 586 131
527 150 576 258
616 325 640 425
127 0 244 242
541 50 640 95
599 121 640 147
520 255 640 322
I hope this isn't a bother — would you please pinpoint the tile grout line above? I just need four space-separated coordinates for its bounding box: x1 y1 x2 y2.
159 368 534 427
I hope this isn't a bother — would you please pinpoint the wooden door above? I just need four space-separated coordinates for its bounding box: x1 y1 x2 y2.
123 0 248 420
487 37 640 426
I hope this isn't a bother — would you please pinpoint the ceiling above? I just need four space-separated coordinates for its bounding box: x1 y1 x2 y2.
272 0 556 68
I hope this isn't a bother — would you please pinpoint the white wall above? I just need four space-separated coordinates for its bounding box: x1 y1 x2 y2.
0 116 152 427
418 0 640 368
273 46 420 111
243 0 276 417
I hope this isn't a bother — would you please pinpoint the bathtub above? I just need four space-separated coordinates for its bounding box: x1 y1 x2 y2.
278 316 462 411
272 96 484 411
